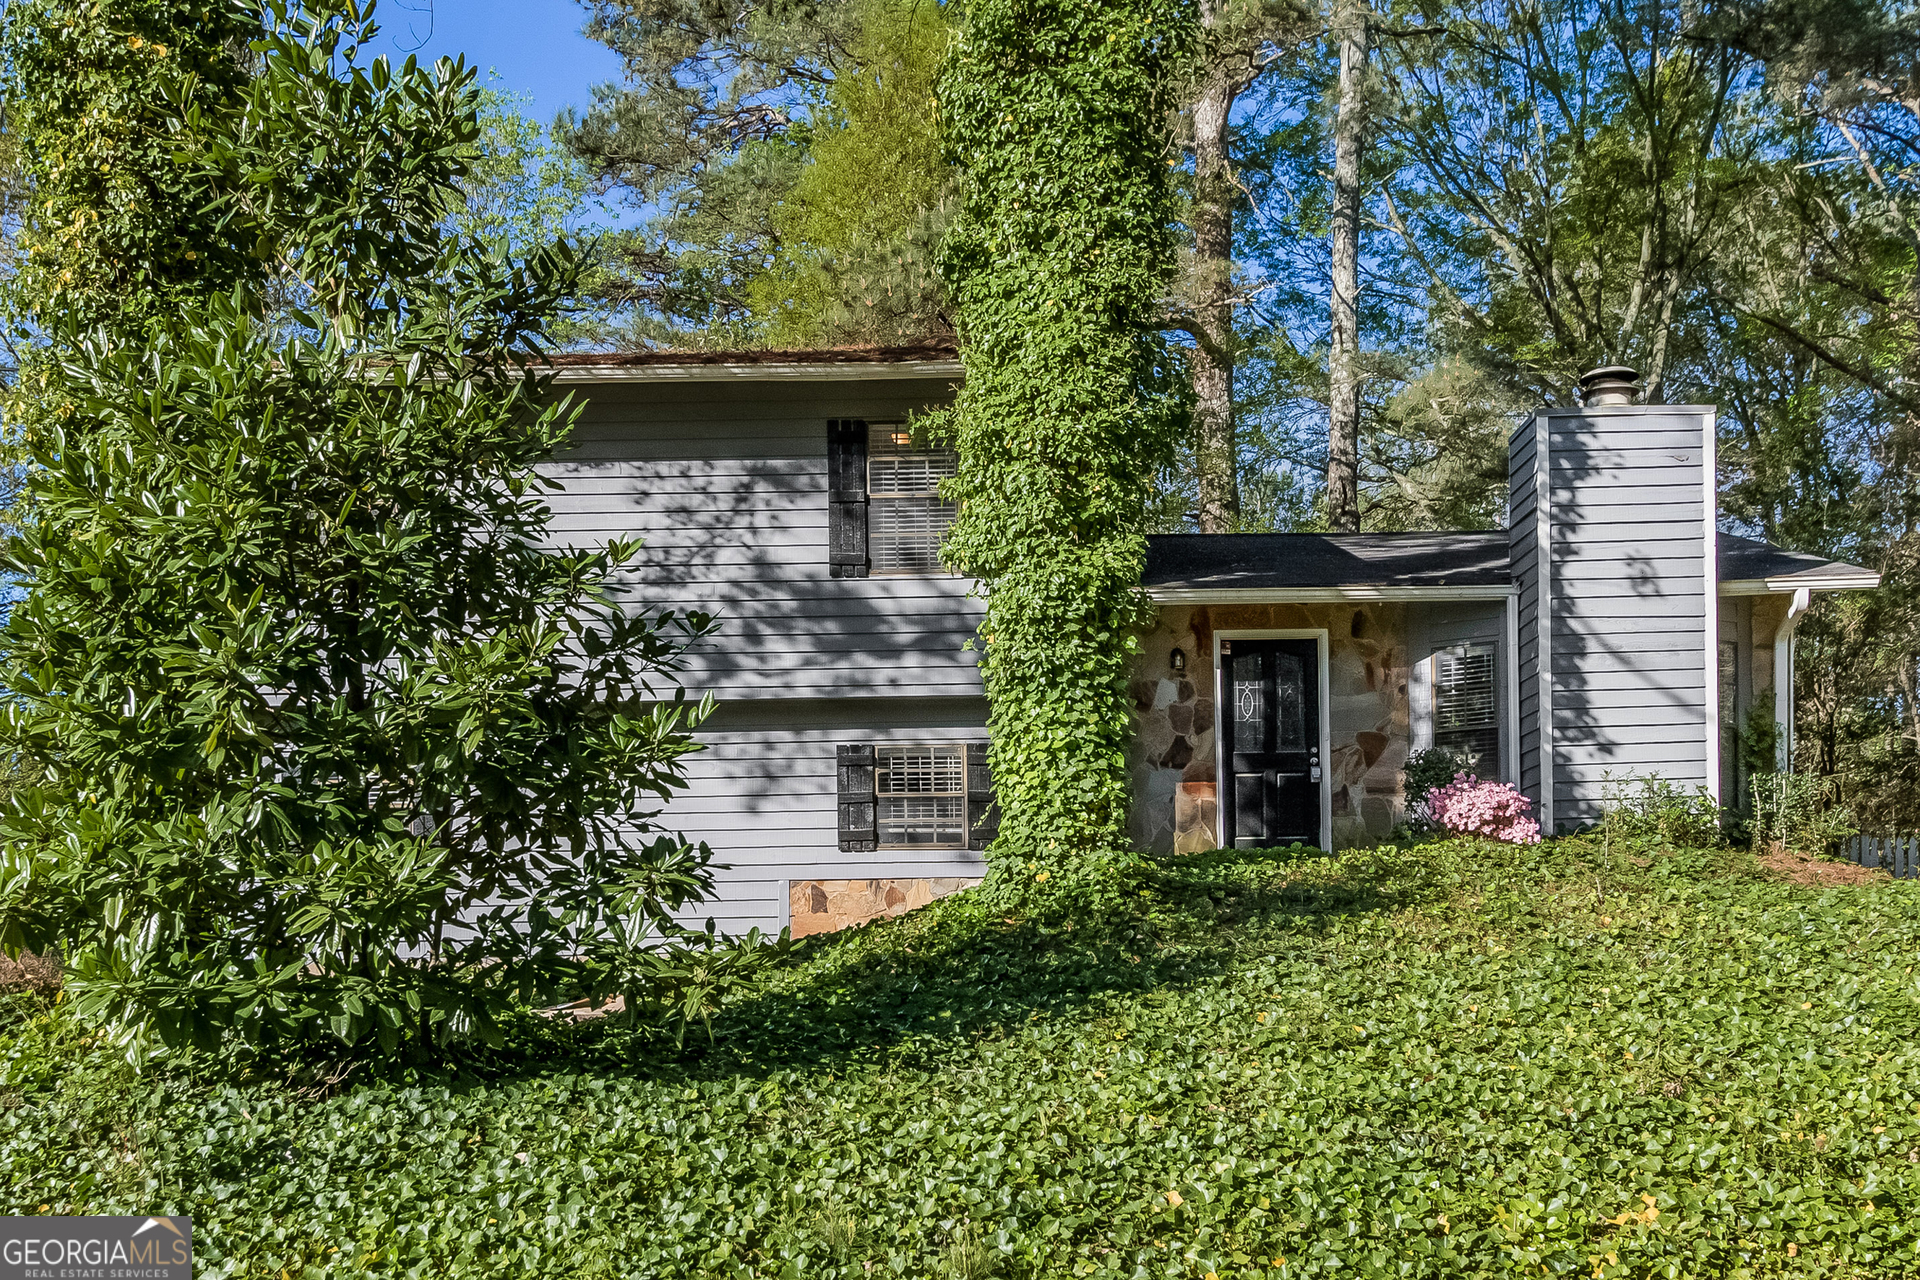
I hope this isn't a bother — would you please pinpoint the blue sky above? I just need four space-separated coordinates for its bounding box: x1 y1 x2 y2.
364 0 625 127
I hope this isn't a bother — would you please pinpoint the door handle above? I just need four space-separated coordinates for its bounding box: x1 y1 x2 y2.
1310 767 1322 782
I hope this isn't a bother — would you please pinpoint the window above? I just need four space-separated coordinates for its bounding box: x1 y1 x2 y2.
1433 643 1500 777
838 742 996 853
875 745 967 848
867 423 958 575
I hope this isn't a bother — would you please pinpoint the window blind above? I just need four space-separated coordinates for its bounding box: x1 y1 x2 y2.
1434 643 1500 777
875 745 967 848
867 423 957 575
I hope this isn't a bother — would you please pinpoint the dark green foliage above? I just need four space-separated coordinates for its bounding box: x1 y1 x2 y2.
0 2 721 1058
1750 772 1859 851
1 0 263 331
936 0 1195 860
1601 775 1726 850
1401 746 1465 802
5 838 1920 1276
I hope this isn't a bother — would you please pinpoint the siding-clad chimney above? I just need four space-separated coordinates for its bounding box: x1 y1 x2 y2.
1509 373 1718 832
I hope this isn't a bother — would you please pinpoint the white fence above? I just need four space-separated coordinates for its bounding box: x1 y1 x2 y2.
1841 835 1919 879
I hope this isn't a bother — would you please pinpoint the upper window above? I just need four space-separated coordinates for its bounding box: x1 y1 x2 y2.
1433 643 1500 777
867 424 958 575
875 744 967 848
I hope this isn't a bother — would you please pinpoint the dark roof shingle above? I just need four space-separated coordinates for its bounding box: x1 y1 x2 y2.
1717 533 1876 585
1143 532 1510 591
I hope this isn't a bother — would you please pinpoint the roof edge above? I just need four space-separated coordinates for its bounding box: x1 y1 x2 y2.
1148 585 1516 604
548 358 965 383
1720 571 1882 596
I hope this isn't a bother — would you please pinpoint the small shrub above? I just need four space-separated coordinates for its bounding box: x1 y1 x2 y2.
1395 748 1469 838
1602 773 1724 848
1427 774 1542 844
1751 771 1857 851
1403 747 1469 805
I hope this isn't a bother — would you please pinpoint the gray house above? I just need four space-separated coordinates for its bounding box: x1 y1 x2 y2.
543 352 1878 937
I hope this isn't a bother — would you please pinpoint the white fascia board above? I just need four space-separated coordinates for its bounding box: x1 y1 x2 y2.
1718 573 1881 596
1147 584 1516 604
548 360 965 384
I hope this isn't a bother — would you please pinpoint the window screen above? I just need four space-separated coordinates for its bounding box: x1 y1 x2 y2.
1434 643 1500 777
875 745 967 848
868 424 958 575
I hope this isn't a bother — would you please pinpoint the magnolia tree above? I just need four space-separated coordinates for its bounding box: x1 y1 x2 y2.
0 1 731 1057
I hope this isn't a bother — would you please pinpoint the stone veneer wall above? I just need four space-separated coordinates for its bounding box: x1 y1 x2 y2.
1129 603 1412 852
788 877 982 937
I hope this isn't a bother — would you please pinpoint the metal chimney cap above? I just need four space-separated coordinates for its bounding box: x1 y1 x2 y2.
1578 366 1642 407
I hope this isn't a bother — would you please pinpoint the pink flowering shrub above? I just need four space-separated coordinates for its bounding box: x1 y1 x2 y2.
1426 773 1542 844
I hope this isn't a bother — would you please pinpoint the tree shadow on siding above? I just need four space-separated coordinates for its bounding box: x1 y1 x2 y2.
1545 419 1709 831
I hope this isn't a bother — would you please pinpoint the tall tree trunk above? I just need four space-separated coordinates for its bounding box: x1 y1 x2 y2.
1326 0 1368 532
1192 0 1240 533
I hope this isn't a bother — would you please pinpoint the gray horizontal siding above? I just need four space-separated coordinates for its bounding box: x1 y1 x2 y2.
1538 406 1713 828
1512 412 1547 807
1546 429 1711 452
1553 750 1708 782
540 377 983 702
1545 486 1705 512
1552 705 1710 730
538 379 985 931
1550 649 1705 675
1553 666 1706 694
657 712 991 934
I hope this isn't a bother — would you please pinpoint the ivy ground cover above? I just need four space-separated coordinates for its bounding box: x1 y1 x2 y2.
4 838 1919 1279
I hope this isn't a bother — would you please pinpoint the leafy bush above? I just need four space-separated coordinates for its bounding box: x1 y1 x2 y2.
10 837 1916 1278
0 2 722 1059
1401 747 1468 805
1602 773 1724 848
1396 748 1468 837
1426 774 1542 843
1751 771 1859 852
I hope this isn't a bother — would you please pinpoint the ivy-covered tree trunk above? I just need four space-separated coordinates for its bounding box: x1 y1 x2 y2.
0 0 263 333
939 0 1194 861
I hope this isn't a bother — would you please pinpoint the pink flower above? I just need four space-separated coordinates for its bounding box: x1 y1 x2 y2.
1425 773 1542 844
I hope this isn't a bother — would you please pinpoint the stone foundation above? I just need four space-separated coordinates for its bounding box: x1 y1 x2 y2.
787 877 982 938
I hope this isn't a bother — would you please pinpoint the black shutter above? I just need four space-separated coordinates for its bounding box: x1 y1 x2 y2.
837 744 877 852
966 742 999 851
828 419 869 578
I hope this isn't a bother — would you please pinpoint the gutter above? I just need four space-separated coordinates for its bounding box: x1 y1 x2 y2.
1719 573 1880 596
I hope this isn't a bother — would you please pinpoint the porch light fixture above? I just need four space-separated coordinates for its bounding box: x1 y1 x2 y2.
1169 647 1187 674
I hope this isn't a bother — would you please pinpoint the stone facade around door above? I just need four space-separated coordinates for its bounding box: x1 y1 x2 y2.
1129 603 1413 853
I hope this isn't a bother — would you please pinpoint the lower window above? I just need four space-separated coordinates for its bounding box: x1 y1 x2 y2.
1433 642 1500 777
876 745 967 848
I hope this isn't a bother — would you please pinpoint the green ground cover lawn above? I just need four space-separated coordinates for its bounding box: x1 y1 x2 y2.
4 837 1919 1279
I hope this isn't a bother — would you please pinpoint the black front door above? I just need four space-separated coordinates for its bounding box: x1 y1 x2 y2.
1221 638 1322 848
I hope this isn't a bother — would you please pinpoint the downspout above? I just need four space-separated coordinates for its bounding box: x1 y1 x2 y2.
1504 593 1520 785
1773 587 1812 770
